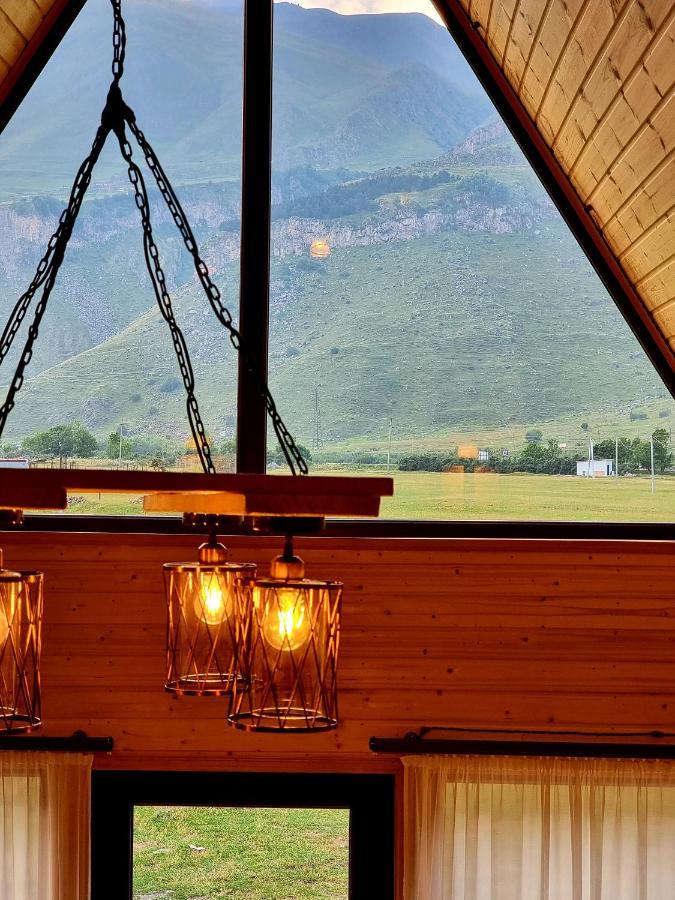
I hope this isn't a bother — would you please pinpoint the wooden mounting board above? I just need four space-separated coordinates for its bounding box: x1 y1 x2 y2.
0 469 394 518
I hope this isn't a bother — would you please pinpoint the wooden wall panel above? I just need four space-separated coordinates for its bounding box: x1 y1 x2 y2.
0 531 674 772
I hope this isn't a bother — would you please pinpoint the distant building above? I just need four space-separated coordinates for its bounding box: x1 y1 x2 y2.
577 458 614 477
478 449 489 462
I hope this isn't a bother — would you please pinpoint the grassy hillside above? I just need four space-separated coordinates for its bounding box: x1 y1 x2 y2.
5 219 670 445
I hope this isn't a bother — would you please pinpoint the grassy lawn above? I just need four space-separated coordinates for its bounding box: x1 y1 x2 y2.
133 806 349 900
376 470 675 522
58 470 675 522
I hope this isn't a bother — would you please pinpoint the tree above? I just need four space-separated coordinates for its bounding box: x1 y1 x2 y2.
22 422 97 463
107 431 133 461
267 442 312 468
580 422 589 432
652 428 672 473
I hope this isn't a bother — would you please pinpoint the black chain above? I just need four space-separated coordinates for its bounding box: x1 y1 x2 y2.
0 123 109 432
114 117 215 475
111 0 126 82
127 117 308 475
0 0 307 476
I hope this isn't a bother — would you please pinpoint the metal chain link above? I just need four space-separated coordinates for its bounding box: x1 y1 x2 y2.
111 0 126 82
0 0 307 476
0 123 110 437
114 121 216 475
127 117 308 475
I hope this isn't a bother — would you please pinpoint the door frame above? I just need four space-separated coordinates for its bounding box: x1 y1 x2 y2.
91 770 396 899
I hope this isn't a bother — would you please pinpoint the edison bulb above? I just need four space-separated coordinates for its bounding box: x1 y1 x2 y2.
262 587 311 652
0 583 17 647
194 571 230 625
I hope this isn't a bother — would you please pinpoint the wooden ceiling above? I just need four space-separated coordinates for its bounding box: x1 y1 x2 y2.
438 0 675 383
0 1 58 95
0 0 674 386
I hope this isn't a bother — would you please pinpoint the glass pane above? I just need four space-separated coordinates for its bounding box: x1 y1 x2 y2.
268 1 674 522
0 1 244 514
133 805 350 899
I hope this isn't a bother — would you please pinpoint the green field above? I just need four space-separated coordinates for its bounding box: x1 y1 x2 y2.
133 806 349 900
59 469 675 522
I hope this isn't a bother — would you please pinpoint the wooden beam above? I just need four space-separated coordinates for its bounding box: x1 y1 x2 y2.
0 469 393 516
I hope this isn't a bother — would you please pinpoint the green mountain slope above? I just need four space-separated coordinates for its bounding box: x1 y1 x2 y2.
0 0 487 198
4 212 669 444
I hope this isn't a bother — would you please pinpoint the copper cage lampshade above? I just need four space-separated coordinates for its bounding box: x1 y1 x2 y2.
229 536 342 732
0 556 43 732
164 535 256 696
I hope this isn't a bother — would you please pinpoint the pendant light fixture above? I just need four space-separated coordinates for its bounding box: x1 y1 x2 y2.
0 0 394 737
165 521 256 695
0 548 42 732
229 535 342 732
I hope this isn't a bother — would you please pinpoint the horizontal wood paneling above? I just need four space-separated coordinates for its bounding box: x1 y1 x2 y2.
0 531 674 772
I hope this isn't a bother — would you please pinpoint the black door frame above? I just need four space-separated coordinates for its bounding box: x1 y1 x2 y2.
91 770 396 899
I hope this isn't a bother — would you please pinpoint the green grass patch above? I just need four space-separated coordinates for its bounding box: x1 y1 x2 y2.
133 806 349 900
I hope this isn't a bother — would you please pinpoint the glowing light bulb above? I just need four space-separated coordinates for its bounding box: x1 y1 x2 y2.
262 587 311 652
194 571 230 625
0 582 17 647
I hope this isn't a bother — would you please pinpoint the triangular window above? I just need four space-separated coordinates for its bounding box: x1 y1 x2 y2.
267 0 674 522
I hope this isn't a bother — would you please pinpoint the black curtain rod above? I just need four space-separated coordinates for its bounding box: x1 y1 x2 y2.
0 731 113 752
370 737 675 760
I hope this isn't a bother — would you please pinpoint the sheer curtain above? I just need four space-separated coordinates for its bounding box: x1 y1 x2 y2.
404 754 675 900
0 751 92 900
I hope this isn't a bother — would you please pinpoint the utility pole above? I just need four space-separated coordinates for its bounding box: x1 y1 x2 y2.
313 387 321 451
118 423 127 469
387 418 393 473
615 436 619 479
650 435 655 494
589 438 594 478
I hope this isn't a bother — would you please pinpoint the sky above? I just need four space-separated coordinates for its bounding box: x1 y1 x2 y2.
286 1 443 24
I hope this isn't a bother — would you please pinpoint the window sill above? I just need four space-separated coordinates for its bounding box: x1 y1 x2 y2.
14 514 675 541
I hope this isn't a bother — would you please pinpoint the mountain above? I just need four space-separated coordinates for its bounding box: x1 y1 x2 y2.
0 3 670 446
2 161 670 444
0 0 489 199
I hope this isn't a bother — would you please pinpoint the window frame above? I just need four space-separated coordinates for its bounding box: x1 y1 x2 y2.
0 0 673 537
90 770 396 900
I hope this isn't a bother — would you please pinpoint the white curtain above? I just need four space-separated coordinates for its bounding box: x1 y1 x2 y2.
404 754 675 900
0 752 92 900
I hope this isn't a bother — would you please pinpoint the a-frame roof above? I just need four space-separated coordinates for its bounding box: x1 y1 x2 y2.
0 0 674 393
435 0 675 393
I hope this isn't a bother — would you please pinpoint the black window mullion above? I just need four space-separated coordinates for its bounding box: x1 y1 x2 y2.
236 0 274 474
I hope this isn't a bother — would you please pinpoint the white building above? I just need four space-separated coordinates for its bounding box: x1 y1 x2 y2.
577 458 614 477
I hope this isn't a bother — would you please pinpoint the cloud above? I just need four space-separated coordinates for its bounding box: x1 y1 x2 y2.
289 0 443 24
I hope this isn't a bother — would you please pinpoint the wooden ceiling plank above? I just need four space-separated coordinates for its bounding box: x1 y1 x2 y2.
604 157 675 249
570 30 674 198
0 1 45 41
618 205 675 269
536 2 626 146
0 10 28 67
582 92 675 219
514 0 554 96
466 0 494 41
635 247 675 291
517 0 584 116
502 0 546 87
486 0 519 65
554 1 672 168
